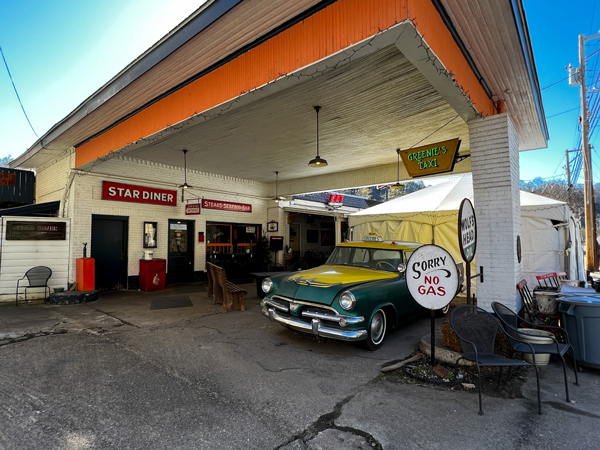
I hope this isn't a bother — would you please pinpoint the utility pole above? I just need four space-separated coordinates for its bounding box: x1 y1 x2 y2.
577 33 599 274
565 149 571 187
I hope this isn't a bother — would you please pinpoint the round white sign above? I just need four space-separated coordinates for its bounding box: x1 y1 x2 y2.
406 245 459 310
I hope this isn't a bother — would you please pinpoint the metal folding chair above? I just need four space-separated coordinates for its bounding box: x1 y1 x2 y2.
535 272 567 292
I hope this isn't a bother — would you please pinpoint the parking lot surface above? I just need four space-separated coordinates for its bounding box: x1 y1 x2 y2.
1 284 599 449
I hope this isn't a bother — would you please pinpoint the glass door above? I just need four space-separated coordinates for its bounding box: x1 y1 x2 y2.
167 219 194 284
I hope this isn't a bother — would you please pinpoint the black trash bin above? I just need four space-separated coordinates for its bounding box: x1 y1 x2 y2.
557 295 600 369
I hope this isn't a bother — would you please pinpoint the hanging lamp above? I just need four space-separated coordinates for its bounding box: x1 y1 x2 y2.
391 148 405 189
273 171 285 202
178 149 193 190
178 149 193 201
308 106 328 167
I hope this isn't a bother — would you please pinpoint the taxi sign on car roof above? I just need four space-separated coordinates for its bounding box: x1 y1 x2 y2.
364 232 383 242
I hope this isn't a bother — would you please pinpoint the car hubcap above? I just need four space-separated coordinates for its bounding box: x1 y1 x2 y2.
371 311 385 344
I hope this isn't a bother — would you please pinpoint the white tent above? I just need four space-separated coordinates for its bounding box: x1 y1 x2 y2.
349 175 585 286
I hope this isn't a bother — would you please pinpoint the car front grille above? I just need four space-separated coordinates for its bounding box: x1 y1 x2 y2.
264 295 363 325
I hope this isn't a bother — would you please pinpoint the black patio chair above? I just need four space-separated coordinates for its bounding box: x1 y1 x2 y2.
450 305 542 415
491 301 579 403
16 266 52 306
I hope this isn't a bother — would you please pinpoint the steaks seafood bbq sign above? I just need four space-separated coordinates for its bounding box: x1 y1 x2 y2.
202 199 252 213
102 181 177 206
406 245 459 310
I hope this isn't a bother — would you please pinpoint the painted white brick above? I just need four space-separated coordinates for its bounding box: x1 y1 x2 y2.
62 156 272 284
469 114 522 311
35 150 74 203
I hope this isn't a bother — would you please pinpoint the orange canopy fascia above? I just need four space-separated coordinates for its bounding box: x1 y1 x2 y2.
76 0 496 167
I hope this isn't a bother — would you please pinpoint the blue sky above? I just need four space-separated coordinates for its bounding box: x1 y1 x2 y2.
0 0 204 159
522 0 599 183
0 0 597 183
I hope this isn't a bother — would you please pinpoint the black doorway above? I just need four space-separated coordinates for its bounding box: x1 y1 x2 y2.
167 219 195 284
91 215 129 290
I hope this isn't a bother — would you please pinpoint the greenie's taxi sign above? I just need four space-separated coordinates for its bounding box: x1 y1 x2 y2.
399 138 461 177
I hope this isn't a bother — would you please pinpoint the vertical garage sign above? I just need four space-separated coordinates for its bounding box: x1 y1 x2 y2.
458 198 478 307
458 198 477 262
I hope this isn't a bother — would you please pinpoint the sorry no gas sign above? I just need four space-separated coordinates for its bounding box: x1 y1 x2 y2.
406 245 459 310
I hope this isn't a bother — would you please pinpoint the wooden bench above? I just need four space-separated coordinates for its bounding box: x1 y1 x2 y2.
206 262 247 313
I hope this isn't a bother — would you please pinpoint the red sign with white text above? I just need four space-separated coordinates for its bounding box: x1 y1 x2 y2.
185 203 201 215
102 181 177 206
202 199 252 213
328 194 344 205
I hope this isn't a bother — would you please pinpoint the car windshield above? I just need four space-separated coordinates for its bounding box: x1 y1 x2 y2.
326 246 403 272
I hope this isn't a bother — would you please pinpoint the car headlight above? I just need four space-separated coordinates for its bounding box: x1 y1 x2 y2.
339 291 356 311
262 277 273 293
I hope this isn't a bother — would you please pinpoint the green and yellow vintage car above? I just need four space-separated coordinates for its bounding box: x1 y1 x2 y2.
261 237 432 350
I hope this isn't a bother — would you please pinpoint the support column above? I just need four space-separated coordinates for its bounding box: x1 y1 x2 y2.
267 205 288 267
334 216 343 245
469 114 522 312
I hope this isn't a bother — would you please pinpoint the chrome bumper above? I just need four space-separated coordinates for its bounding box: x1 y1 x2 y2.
261 299 367 342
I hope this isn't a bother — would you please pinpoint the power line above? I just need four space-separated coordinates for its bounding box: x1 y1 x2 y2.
407 115 459 149
546 107 580 119
541 76 569 90
552 153 566 176
567 29 600 184
0 44 39 139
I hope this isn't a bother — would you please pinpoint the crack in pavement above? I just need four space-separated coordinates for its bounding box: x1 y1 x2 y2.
0 330 68 347
255 361 305 373
89 307 141 328
0 307 139 346
275 394 384 450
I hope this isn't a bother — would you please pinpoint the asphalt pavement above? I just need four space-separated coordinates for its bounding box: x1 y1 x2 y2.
1 284 599 449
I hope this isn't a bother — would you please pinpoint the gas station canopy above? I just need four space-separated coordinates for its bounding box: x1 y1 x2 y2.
12 0 547 195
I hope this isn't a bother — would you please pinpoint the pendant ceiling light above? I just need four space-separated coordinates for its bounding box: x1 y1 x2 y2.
273 171 285 202
308 106 328 167
392 148 405 190
178 149 193 190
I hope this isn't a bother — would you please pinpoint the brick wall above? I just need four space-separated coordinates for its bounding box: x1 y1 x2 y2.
34 153 273 285
66 156 270 284
469 113 522 311
36 150 74 204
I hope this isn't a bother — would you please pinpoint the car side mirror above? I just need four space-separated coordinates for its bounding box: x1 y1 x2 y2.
397 263 406 274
